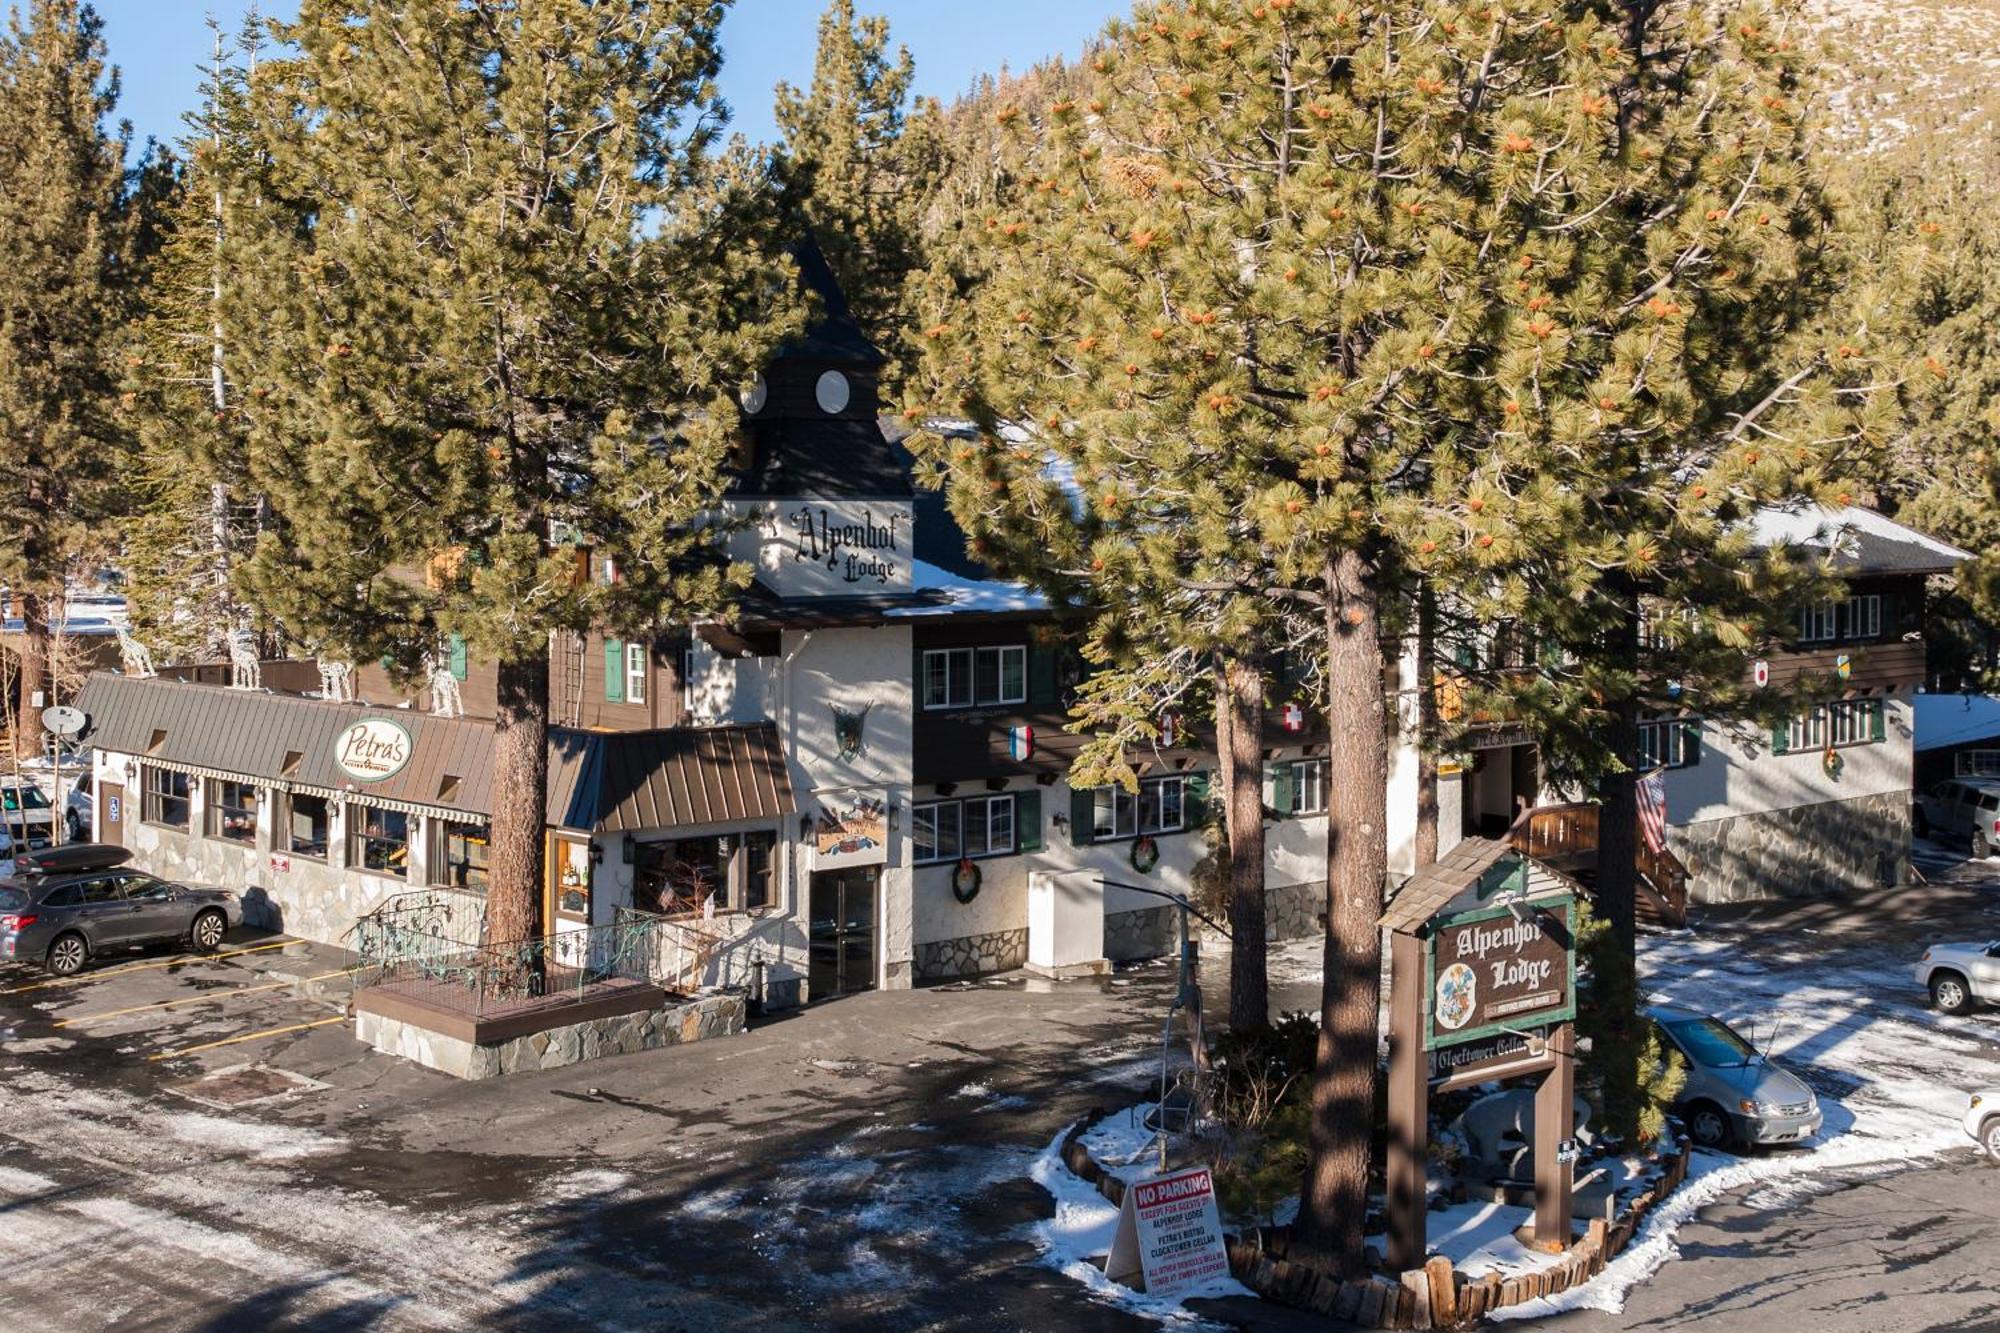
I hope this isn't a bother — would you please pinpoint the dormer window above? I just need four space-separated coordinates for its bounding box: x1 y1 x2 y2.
815 370 851 414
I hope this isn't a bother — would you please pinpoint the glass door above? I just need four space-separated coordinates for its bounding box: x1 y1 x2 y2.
808 867 879 1000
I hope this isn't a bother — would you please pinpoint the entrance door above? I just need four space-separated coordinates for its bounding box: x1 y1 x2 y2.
808 867 878 1001
99 782 125 847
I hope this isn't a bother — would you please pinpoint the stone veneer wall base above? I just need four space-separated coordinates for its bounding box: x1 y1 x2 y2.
1675 789 1910 905
355 991 746 1080
914 927 1030 982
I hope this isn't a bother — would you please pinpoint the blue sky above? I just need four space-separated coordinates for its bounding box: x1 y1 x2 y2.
87 1 1126 153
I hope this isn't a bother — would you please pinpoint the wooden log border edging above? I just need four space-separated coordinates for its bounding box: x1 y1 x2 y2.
1054 1110 1694 1330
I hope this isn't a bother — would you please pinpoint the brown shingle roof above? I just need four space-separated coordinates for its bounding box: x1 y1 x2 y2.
1378 837 1515 934
77 673 793 832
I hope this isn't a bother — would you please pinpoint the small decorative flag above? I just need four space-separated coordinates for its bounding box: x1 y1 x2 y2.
1753 660 1770 688
1158 712 1180 748
1836 654 1852 682
1007 725 1035 762
1281 703 1305 733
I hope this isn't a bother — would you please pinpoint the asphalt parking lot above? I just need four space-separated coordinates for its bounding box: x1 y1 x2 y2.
0 927 359 1076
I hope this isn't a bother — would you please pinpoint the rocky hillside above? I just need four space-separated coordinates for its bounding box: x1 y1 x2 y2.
1810 0 2000 181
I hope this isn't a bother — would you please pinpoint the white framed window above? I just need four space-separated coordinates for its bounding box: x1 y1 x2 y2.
922 646 1027 710
1291 760 1329 814
1093 777 1186 840
625 642 648 705
1785 699 1883 752
912 800 963 864
682 647 697 715
1798 601 1838 642
963 794 1016 858
1636 719 1702 770
1842 594 1881 640
207 779 261 844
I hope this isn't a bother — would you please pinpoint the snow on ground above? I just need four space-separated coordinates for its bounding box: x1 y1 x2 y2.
1044 865 2000 1322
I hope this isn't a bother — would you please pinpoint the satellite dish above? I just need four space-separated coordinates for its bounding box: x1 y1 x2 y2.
41 705 86 737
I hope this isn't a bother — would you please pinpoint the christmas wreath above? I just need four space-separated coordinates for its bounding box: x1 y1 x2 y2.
951 857 983 904
1822 743 1844 780
1130 834 1161 875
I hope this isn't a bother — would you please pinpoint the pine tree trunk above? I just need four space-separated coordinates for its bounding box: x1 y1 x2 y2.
1220 655 1267 1032
485 648 549 950
1295 547 1389 1277
13 591 50 760
1414 584 1439 869
1594 583 1644 1137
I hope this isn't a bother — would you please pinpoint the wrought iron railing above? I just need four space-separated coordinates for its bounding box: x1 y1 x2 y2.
354 916 664 1020
347 886 490 974
612 904 734 993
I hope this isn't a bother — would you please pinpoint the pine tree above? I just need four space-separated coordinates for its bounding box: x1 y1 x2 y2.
774 0 943 387
122 16 268 665
909 0 1888 1274
232 0 803 948
0 0 136 753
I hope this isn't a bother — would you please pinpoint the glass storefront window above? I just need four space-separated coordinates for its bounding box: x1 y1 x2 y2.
209 779 260 844
288 794 330 859
350 806 409 878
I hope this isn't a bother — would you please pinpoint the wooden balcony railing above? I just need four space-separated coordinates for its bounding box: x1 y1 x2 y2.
1505 801 1689 928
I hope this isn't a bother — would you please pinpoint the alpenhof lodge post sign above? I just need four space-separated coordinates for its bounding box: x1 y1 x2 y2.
1384 845 1580 1271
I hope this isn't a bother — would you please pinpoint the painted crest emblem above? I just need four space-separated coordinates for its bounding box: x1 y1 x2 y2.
832 702 873 761
1281 703 1306 733
1753 660 1770 688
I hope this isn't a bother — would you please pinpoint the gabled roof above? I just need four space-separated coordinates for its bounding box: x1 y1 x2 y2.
1750 503 1970 576
1380 838 1516 933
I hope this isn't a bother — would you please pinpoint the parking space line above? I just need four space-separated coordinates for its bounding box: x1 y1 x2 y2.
52 969 356 1027
149 1015 348 1061
0 941 294 995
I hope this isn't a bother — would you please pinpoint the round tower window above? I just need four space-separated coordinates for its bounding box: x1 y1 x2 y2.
815 370 851 414
741 374 769 414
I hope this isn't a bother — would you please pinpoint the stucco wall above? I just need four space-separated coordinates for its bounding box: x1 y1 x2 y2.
1662 700 1915 826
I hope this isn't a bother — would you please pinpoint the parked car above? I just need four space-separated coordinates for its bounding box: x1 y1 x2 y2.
0 780 60 856
1916 941 2000 1015
0 843 241 976
1966 1089 2000 1162
1914 778 2000 857
1646 1004 1823 1150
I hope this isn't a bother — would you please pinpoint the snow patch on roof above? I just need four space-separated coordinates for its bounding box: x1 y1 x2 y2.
1748 503 1970 568
889 559 1047 617
1913 692 2000 751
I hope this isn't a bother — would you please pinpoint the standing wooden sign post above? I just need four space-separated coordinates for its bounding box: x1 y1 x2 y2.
1382 840 1581 1271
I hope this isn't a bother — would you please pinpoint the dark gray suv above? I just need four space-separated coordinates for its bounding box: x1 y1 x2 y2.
0 844 241 976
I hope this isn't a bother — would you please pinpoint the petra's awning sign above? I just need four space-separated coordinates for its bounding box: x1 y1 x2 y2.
1104 1165 1232 1300
1424 896 1576 1051
334 718 413 784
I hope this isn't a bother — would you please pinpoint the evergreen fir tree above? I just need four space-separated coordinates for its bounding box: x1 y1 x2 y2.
0 0 137 752
121 16 268 665
774 0 943 388
231 0 803 947
908 0 1891 1274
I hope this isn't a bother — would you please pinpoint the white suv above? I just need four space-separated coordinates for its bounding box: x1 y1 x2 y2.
1916 941 2000 1014
1966 1090 2000 1162
1915 778 2000 858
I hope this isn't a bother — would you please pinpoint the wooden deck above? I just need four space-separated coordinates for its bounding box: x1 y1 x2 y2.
1506 802 1689 928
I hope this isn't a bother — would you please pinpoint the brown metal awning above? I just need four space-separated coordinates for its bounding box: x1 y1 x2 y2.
76 672 794 832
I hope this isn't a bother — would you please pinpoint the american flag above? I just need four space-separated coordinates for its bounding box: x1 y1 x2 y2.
1637 769 1668 855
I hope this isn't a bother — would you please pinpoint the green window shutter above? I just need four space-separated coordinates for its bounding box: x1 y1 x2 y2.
604 638 625 703
1771 720 1789 756
1681 721 1702 766
1029 643 1058 706
1185 772 1212 828
1015 790 1043 852
1267 762 1295 817
447 633 468 681
1069 784 1096 846
1869 701 1886 743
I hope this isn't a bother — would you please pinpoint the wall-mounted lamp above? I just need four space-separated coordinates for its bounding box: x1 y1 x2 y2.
621 833 636 865
589 840 605 866
799 812 815 840
1052 812 1070 836
716 834 735 857
889 804 900 833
